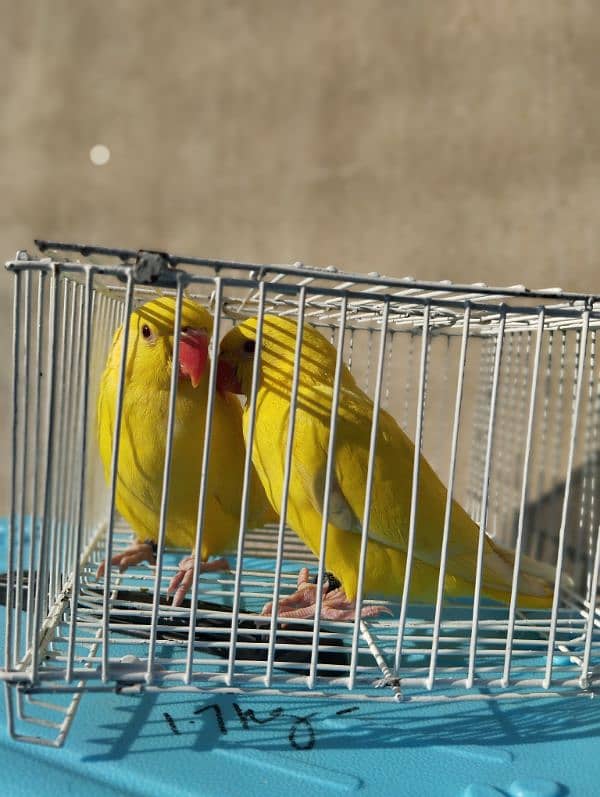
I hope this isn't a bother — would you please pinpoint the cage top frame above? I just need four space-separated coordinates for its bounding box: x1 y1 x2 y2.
5 239 599 335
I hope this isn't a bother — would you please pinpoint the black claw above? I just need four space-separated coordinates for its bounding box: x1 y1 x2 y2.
312 571 342 592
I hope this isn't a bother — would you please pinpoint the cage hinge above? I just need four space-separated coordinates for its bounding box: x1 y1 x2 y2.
134 250 173 284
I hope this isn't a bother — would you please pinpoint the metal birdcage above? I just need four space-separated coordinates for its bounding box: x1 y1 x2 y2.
2 240 600 747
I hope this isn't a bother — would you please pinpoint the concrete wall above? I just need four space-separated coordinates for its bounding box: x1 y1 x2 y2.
2 0 600 509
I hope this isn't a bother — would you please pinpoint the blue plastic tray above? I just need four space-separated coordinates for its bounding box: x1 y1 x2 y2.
1 519 598 797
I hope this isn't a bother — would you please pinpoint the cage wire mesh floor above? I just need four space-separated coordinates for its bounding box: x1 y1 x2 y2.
3 240 600 748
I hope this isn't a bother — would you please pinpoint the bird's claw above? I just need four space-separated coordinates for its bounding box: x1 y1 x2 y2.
261 567 392 621
96 541 156 580
167 555 231 607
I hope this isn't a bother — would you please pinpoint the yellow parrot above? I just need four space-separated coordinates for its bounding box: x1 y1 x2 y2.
96 295 275 605
217 314 554 619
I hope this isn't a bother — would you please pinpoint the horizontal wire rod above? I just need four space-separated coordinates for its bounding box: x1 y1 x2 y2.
7 259 600 328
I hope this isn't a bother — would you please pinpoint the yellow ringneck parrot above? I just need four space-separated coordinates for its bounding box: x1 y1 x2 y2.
217 314 554 619
96 295 275 604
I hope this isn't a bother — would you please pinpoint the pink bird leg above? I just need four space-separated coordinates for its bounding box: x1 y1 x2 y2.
167 554 231 607
96 542 230 607
96 540 157 580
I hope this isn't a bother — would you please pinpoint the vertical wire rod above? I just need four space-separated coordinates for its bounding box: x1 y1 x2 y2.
63 282 85 572
384 331 394 409
581 515 600 687
551 333 568 501
146 276 185 683
494 332 514 540
585 332 600 601
4 683 16 741
434 335 452 476
467 338 492 520
308 294 349 689
466 308 506 689
5 270 21 673
93 296 116 526
517 331 533 520
543 308 590 689
402 331 414 432
502 308 545 686
226 281 267 686
347 327 354 371
82 290 103 539
30 268 60 681
264 286 307 687
427 304 471 689
422 335 432 429
580 518 600 685
57 281 80 587
185 276 224 684
25 273 46 647
348 299 390 690
364 329 373 392
101 271 135 683
543 330 567 567
509 333 526 538
47 278 69 603
13 270 31 664
531 329 554 563
66 269 94 681
394 302 431 674
577 328 596 593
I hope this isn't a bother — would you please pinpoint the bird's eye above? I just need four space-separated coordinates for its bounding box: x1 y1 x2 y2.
243 339 256 354
142 324 152 340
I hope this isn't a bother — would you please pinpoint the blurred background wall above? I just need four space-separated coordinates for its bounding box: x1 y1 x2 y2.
2 0 600 510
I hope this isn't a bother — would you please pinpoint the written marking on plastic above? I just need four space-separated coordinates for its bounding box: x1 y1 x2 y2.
163 702 360 751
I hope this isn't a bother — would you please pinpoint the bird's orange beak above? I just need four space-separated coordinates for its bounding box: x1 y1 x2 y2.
178 328 209 388
216 357 242 394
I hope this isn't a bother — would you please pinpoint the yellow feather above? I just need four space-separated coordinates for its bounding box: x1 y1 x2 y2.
219 314 553 609
97 296 275 561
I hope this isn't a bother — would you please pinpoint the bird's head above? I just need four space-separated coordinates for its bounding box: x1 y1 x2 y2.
115 296 213 392
217 314 342 398
215 318 260 396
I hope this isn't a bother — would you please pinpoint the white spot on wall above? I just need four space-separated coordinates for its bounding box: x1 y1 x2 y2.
90 144 111 166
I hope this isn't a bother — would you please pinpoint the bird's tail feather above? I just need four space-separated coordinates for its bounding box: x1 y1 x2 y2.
445 538 559 608
491 539 574 591
482 539 565 608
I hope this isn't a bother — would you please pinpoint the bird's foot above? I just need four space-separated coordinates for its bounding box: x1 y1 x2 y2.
96 540 156 580
261 567 392 621
167 555 231 607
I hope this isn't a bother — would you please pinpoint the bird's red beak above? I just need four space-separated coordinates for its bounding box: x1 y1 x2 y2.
178 329 209 388
216 358 242 394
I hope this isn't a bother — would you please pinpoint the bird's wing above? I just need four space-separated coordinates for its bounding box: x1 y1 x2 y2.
297 384 408 553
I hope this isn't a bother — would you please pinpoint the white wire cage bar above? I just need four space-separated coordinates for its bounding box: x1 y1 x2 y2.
3 240 600 746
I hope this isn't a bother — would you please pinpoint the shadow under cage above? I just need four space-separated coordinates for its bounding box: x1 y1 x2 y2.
2 240 600 746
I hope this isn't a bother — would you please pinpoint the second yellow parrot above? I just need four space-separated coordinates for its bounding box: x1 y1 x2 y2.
217 314 554 619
